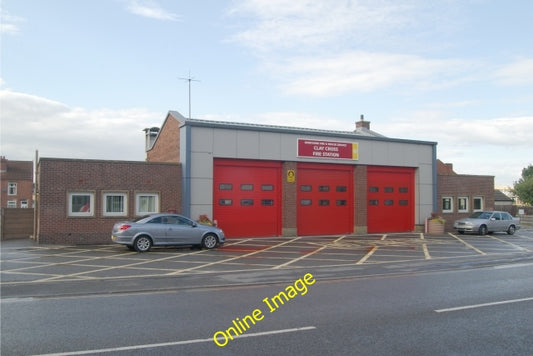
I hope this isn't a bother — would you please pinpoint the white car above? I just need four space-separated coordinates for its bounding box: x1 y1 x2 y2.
453 211 520 235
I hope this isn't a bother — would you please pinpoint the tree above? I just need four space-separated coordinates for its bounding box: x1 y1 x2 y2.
512 164 533 206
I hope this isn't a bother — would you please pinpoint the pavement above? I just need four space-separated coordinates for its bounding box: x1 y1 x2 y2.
2 230 533 298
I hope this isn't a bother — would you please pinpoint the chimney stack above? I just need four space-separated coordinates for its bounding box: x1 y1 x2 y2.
355 114 370 130
143 127 160 151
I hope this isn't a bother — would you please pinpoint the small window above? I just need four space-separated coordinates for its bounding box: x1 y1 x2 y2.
336 186 347 192
369 187 379 193
458 197 468 212
20 200 29 208
300 199 312 206
261 199 274 206
473 197 483 212
8 182 17 195
369 200 379 206
69 192 95 217
384 187 394 193
384 200 394 206
442 197 453 213
103 192 128 217
319 200 330 206
7 200 16 208
318 185 330 192
219 183 233 191
261 184 274 191
399 200 408 206
240 184 254 191
300 185 312 192
136 193 159 215
219 199 233 206
336 200 347 206
241 199 254 206
399 187 409 193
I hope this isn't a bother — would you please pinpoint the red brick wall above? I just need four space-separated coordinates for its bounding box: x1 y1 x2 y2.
36 158 181 244
437 174 494 231
146 115 180 163
282 162 297 235
1 159 34 208
354 165 368 233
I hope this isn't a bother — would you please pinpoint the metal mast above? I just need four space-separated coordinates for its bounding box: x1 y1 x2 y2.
179 72 200 119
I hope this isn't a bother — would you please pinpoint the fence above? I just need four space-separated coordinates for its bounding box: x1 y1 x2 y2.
0 208 34 240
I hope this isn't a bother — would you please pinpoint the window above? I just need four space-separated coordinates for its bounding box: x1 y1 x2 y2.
7 200 16 208
458 197 468 213
473 197 483 211
240 184 254 191
240 199 254 206
136 193 159 215
68 192 94 217
261 199 274 206
318 185 330 192
219 183 233 190
399 187 409 193
318 199 330 206
369 187 379 193
384 187 394 193
336 200 347 206
103 192 128 217
442 197 453 213
219 199 233 206
8 182 17 195
399 200 408 206
336 186 347 192
20 200 28 208
300 199 312 206
369 200 379 206
300 185 312 192
384 200 394 206
261 184 274 191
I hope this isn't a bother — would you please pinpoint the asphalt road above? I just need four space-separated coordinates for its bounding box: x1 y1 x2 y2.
2 258 533 355
2 231 533 355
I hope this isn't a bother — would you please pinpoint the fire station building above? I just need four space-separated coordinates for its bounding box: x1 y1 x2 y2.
146 111 437 238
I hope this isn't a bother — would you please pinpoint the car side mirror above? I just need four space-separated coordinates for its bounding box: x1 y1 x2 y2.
192 222 198 227
490 218 495 221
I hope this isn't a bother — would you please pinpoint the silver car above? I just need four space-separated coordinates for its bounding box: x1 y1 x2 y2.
453 211 520 235
111 213 225 252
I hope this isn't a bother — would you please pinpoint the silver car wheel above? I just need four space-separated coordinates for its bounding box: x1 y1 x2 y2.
507 225 516 235
478 225 488 236
134 236 152 252
202 234 218 249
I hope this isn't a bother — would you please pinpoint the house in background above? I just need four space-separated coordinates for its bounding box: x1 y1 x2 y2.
494 189 514 209
436 160 494 231
1 156 33 208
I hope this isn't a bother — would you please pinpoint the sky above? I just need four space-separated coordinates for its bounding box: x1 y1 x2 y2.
1 0 532 187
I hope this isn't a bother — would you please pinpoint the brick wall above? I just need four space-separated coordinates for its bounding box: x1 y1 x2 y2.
36 158 181 244
282 162 297 236
437 174 494 231
146 114 180 163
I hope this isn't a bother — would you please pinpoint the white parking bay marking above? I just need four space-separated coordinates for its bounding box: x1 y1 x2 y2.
32 326 317 356
435 297 533 313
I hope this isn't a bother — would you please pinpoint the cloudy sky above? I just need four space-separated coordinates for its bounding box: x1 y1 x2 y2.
1 0 532 187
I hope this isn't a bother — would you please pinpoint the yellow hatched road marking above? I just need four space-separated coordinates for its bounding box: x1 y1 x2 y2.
448 233 486 255
273 235 346 269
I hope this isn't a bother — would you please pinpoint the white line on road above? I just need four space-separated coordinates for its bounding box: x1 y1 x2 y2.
435 296 533 313
32 326 317 356
273 235 346 269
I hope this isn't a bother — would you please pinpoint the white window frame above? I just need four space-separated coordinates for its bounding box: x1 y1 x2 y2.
103 192 128 217
8 182 17 195
473 196 484 212
20 200 28 208
442 196 453 213
457 197 469 213
68 192 95 217
135 193 159 216
7 200 16 208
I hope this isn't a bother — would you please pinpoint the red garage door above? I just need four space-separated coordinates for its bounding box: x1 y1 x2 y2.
297 163 354 236
213 159 281 238
367 166 415 233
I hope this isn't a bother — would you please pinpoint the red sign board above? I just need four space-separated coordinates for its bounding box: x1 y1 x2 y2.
297 139 358 160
